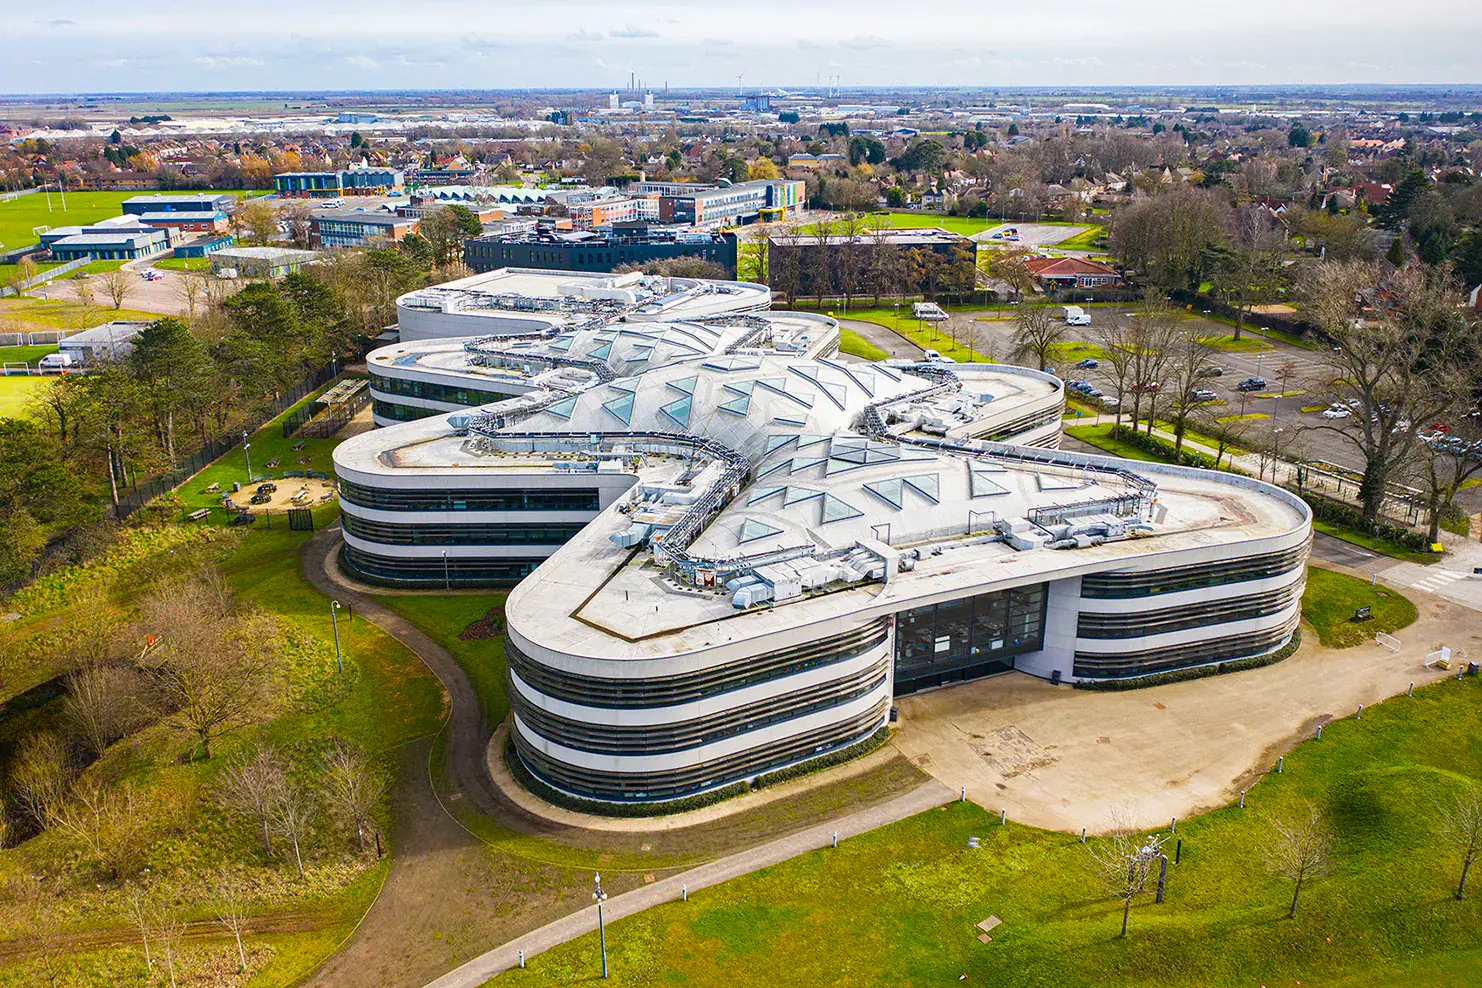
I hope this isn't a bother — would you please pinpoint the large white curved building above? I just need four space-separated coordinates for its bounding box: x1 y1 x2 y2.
333 270 1310 807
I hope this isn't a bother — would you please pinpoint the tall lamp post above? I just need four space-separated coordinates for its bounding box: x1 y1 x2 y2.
242 430 252 482
594 873 609 979
330 600 343 674
442 550 450 592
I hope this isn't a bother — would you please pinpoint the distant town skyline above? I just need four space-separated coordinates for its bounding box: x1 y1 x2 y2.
7 0 1480 95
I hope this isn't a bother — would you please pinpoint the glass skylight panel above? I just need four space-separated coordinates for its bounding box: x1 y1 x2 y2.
602 392 635 425
1037 473 1083 491
796 434 832 450
863 478 905 509
873 363 902 381
765 435 799 455
718 394 752 416
738 519 784 544
772 414 809 427
546 395 578 420
723 380 758 396
790 456 827 473
903 474 940 503
587 342 613 361
818 381 849 410
747 486 786 504
659 396 692 428
783 486 824 506
667 376 698 396
608 377 639 393
969 471 1010 497
820 493 864 524
702 356 762 373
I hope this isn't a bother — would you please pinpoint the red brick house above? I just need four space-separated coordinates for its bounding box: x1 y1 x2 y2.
1024 256 1122 290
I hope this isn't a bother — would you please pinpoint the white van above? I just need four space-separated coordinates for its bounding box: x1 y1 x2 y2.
39 352 78 371
1061 305 1091 326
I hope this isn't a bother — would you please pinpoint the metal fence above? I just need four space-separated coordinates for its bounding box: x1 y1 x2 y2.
0 255 94 298
111 363 338 520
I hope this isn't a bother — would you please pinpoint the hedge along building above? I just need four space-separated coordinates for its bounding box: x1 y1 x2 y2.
334 344 1309 807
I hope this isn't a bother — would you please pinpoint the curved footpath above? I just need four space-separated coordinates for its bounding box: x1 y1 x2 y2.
300 525 955 988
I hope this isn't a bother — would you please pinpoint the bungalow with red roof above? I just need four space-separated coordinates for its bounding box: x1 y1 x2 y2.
1024 256 1122 290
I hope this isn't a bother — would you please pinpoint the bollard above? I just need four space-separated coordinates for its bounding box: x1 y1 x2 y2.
1175 838 1182 865
1316 724 1323 740
1408 682 1414 697
1460 664 1466 682
1277 756 1284 774
1357 704 1363 719
960 786 966 802
1170 816 1177 833
681 883 688 902
1000 808 1007 825
519 949 525 969
832 831 838 849
1239 789 1246 809
1155 854 1168 903
1080 827 1086 843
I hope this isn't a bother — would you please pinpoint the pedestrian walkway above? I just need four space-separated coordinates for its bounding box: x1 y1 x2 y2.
421 780 955 988
1411 569 1470 594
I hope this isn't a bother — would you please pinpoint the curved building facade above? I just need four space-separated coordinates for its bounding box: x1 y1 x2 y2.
335 339 1308 807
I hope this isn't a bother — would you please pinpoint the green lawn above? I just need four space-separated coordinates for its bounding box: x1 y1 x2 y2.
0 191 141 256
0 296 164 329
1062 423 1166 463
0 343 57 364
1198 333 1274 354
1053 226 1109 251
152 255 211 272
827 307 994 363
805 211 997 237
493 673 1482 987
837 329 888 361
0 373 44 418
1300 567 1418 648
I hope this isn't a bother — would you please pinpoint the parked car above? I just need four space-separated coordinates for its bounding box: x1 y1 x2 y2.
1196 366 1224 377
1236 377 1268 392
1099 395 1120 408
1189 388 1219 403
1322 405 1351 420
1074 357 1099 369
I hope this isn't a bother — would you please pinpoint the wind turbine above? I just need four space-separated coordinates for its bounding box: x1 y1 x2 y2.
736 72 744 97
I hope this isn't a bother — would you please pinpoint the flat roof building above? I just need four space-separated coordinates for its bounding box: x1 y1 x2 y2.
394 267 771 343
122 192 237 216
59 321 148 363
310 210 418 249
464 228 738 277
275 168 405 198
209 246 320 278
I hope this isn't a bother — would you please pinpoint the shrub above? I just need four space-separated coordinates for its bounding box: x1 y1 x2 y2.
1075 630 1302 691
1295 491 1431 552
1108 424 1229 471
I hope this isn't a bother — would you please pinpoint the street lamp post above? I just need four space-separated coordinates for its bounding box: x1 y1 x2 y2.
242 430 252 482
442 550 450 592
594 873 609 979
330 600 343 674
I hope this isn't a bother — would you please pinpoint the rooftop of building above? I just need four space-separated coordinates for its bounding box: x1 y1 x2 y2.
768 228 974 247
210 246 320 261
396 267 771 330
60 321 151 344
136 211 227 222
472 226 733 247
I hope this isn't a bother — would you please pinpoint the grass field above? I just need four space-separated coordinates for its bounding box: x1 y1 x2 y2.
151 256 211 272
1198 333 1274 353
0 343 58 363
493 668 1482 987
1052 226 1109 251
0 296 164 329
0 373 44 418
1062 423 1167 463
837 328 888 361
1300 567 1419 648
0 191 143 257
831 307 994 362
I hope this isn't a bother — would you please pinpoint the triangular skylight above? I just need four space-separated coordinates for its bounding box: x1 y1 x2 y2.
790 457 826 473
773 415 809 427
666 376 698 396
659 396 692 428
587 342 613 361
796 434 832 450
765 435 799 455
546 395 578 420
903 474 941 503
739 519 784 544
747 486 786 504
722 380 757 396
602 392 635 425
969 471 1010 497
820 494 864 524
718 394 751 416
863 478 904 509
608 377 639 393
1037 473 1083 492
783 486 824 506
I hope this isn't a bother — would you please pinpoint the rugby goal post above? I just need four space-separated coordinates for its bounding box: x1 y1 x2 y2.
1375 632 1402 654
2 362 33 377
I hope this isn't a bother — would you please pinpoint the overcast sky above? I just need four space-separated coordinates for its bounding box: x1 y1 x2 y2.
8 0 1481 95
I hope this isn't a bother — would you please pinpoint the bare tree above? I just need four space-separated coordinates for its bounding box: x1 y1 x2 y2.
1126 301 1182 434
1095 315 1137 426
63 661 147 758
124 883 158 975
1084 817 1169 937
100 266 133 311
213 872 252 972
1306 261 1477 521
177 270 206 321
1439 783 1482 900
1193 406 1256 470
140 575 274 760
10 731 71 828
1265 802 1334 919
1008 306 1067 371
321 741 386 853
46 776 148 879
1161 327 1219 453
157 910 184 988
219 745 287 855
269 775 316 878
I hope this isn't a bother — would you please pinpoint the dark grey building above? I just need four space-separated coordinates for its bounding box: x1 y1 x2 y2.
464 226 738 276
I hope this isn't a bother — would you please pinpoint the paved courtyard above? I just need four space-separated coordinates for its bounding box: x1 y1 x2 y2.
890 572 1478 834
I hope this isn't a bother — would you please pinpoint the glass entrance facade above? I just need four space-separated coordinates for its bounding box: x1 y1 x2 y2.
893 583 1047 695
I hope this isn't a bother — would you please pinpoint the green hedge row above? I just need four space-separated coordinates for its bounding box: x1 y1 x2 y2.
1074 630 1303 692
1108 424 1233 471
1296 491 1431 551
503 725 892 818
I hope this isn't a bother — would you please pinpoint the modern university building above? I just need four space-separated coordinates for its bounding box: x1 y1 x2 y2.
334 271 1311 807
